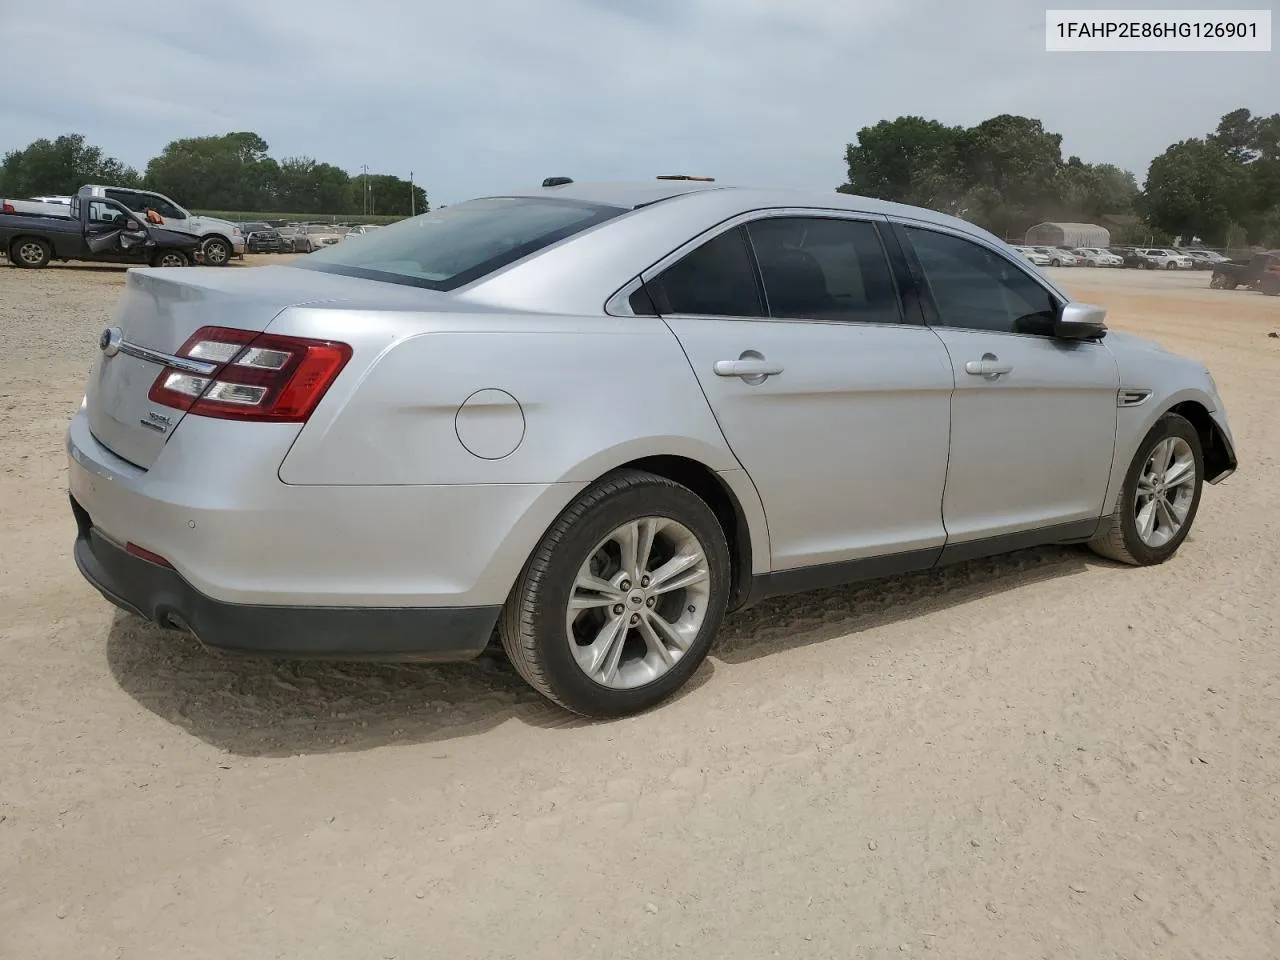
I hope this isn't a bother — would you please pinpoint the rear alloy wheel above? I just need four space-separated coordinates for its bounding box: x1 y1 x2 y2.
202 237 231 266
1089 413 1203 566
152 250 190 267
500 469 730 718
11 237 51 268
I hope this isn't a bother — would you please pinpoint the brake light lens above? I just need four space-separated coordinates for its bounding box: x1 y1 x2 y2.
148 326 352 422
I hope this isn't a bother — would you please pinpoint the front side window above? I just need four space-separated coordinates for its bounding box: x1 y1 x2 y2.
148 197 184 219
87 200 130 227
645 227 764 318
905 226 1059 337
295 196 625 291
745 216 900 324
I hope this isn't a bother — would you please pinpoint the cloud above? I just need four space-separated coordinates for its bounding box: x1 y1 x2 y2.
2 0 1275 205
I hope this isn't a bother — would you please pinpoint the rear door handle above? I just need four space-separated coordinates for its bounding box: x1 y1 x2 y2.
964 354 1013 378
714 358 784 379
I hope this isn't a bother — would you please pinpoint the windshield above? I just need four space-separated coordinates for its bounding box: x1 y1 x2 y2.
294 196 625 290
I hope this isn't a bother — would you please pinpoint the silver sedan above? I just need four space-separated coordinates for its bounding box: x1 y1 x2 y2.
67 178 1238 717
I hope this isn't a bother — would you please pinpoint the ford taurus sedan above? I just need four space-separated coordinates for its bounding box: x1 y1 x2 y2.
67 177 1238 717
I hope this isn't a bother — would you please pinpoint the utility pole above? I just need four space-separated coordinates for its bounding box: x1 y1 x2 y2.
410 170 415 217
361 164 369 216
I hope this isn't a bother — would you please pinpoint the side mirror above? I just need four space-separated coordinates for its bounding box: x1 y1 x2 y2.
1055 301 1108 340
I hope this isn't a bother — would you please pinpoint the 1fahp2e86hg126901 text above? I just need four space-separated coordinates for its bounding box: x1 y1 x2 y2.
1057 20 1258 39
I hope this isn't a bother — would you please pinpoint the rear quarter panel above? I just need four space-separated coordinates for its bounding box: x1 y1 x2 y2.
275 308 743 486
272 305 772 587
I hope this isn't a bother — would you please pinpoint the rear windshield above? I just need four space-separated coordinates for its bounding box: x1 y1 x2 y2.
293 196 625 291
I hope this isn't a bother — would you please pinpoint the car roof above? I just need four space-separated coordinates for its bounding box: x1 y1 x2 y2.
483 179 1002 238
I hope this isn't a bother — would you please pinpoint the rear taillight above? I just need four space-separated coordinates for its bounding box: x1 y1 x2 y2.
148 325 351 422
2 203 13 214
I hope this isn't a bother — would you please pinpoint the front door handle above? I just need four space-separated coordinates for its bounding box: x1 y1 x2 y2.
964 354 1013 378
714 356 784 380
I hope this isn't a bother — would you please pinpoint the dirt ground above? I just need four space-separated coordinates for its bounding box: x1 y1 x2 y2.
1 257 1277 960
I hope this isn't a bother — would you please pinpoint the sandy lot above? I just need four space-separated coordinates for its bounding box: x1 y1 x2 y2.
1 258 1277 959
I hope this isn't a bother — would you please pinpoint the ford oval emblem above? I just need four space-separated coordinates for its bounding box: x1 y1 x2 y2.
100 326 123 357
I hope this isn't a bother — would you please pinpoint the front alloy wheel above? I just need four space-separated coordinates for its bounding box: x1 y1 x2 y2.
501 469 730 718
203 237 230 265
1089 413 1203 566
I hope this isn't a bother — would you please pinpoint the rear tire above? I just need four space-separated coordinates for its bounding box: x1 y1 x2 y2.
10 237 51 268
500 469 731 718
151 249 190 267
1088 413 1204 566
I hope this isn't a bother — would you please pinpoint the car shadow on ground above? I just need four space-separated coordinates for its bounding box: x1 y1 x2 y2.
106 544 1095 758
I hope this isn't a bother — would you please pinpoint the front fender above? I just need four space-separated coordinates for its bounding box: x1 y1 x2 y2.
1101 385 1230 511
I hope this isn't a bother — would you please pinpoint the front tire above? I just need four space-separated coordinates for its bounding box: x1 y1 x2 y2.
1089 413 1204 566
500 469 731 718
11 237 51 268
202 236 231 266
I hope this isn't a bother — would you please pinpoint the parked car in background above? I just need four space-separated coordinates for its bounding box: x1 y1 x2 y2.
1073 247 1124 267
1138 248 1194 270
77 185 244 265
1183 249 1230 270
238 221 286 254
1032 245 1076 266
1011 244 1051 266
65 177 1238 718
344 224 383 239
274 223 302 252
294 223 345 252
1 193 202 268
1121 249 1161 269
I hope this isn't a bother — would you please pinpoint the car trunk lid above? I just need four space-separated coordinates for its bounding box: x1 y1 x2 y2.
84 265 434 469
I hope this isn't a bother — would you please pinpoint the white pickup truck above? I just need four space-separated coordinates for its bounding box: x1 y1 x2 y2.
1 196 72 216
2 185 245 265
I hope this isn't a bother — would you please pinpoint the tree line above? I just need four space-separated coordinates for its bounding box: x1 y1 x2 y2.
4 108 1277 245
0 132 427 217
839 107 1280 248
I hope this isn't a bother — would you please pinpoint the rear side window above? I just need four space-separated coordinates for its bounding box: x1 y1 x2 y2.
646 227 764 317
745 216 900 324
295 196 625 291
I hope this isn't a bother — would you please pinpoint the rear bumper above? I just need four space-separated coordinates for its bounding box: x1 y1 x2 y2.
72 494 499 660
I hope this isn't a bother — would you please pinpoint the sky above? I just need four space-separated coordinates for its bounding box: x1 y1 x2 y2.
1 0 1275 206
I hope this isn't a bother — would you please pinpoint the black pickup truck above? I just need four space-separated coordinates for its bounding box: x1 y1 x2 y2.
1209 251 1280 294
0 194 203 269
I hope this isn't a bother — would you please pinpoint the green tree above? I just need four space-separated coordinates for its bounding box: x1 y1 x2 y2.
1140 138 1249 244
0 133 139 197
144 131 279 211
275 157 355 214
954 114 1065 236
838 116 963 210
351 172 428 217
